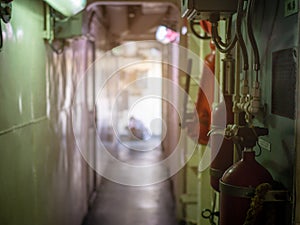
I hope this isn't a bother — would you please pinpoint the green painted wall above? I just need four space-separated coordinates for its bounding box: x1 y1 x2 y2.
0 1 92 225
182 1 298 224
251 0 297 192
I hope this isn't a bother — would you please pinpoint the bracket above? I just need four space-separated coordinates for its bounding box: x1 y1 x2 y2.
0 0 13 50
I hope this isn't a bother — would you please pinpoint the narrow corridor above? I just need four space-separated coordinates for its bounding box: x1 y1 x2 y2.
82 139 178 225
1 1 298 225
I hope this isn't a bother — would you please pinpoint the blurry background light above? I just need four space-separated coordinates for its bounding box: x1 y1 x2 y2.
155 25 179 44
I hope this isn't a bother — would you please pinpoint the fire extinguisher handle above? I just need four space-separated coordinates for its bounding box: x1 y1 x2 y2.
225 125 269 149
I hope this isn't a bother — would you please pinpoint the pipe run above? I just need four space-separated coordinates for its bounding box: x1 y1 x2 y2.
233 0 262 123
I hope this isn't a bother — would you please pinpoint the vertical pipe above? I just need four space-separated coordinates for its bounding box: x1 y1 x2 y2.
91 40 97 191
214 46 221 104
233 45 241 162
182 59 193 128
295 11 300 224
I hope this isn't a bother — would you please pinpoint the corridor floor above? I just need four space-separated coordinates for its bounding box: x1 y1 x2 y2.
82 139 178 225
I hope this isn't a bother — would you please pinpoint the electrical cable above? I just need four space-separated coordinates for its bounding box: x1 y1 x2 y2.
236 0 249 71
189 20 211 40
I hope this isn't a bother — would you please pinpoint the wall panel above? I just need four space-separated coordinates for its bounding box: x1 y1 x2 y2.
0 1 92 225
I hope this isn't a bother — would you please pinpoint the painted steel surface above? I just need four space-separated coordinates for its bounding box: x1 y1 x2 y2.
0 1 92 224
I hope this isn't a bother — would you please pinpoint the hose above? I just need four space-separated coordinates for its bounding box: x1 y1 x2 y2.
247 0 260 81
236 0 249 71
226 17 233 44
214 17 235 48
211 21 237 54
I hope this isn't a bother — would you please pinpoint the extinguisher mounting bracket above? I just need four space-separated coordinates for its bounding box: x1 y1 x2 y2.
264 190 292 202
220 180 292 202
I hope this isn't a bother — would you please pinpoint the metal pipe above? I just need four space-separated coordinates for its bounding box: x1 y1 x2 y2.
234 45 241 108
236 0 249 71
214 45 221 104
222 53 235 96
0 22 2 50
233 45 241 162
247 0 260 76
211 21 237 54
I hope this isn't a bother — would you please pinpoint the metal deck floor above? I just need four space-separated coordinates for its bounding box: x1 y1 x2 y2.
82 140 178 225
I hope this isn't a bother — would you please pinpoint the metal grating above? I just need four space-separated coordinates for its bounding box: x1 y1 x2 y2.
272 48 297 119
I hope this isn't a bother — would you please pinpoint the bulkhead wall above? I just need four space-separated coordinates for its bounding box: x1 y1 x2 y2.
0 1 94 225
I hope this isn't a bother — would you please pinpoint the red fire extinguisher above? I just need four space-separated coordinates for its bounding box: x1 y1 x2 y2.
209 52 238 192
209 95 234 191
219 126 273 225
196 40 215 145
186 40 215 145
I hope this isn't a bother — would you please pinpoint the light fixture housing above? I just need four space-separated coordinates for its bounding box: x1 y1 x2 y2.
43 0 87 17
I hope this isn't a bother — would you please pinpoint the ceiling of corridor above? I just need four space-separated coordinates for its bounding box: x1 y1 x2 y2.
85 0 181 50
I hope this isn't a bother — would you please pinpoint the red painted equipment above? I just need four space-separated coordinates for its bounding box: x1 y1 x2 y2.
199 20 212 35
220 150 273 225
219 126 273 225
209 95 234 191
209 52 237 192
187 41 215 145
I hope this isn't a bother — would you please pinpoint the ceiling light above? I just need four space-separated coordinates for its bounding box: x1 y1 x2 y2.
156 25 179 44
43 0 87 17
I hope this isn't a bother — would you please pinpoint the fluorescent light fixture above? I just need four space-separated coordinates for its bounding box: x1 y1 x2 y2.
44 0 87 17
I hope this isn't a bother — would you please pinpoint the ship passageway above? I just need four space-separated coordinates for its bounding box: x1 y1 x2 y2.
82 138 178 225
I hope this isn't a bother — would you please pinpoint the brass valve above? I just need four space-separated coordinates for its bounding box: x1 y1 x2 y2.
225 125 268 149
